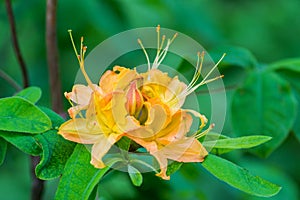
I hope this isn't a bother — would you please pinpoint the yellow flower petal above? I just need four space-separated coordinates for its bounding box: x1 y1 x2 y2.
164 77 187 113
125 101 171 139
90 133 122 168
58 118 103 144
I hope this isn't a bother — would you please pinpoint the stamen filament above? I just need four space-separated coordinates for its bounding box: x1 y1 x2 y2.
180 53 225 98
152 35 166 69
195 124 215 139
155 39 171 68
199 53 226 85
68 30 95 91
159 35 166 51
139 25 177 70
68 30 80 63
156 25 160 58
138 38 151 71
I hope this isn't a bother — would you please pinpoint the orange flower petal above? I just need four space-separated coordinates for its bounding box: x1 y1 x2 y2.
65 84 94 105
99 66 138 93
157 137 208 163
155 111 192 144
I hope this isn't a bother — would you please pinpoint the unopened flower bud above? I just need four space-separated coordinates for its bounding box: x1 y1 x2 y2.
126 80 144 117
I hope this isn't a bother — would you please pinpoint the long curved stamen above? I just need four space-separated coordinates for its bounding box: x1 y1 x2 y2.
68 30 95 91
152 35 166 69
156 25 160 59
195 124 215 139
180 53 225 98
186 51 204 92
199 53 226 85
153 33 177 69
68 30 80 63
138 38 151 72
138 25 178 71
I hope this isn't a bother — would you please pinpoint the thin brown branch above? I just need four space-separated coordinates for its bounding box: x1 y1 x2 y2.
0 69 22 91
5 1 44 199
5 0 29 88
46 0 63 114
30 156 44 200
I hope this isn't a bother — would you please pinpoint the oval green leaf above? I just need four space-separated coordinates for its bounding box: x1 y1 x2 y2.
38 106 65 128
0 97 51 134
269 58 300 72
202 154 281 197
15 86 42 104
269 60 300 142
128 165 143 187
203 135 272 149
34 106 75 179
35 130 75 180
55 144 115 200
0 130 41 156
231 71 297 157
210 46 257 70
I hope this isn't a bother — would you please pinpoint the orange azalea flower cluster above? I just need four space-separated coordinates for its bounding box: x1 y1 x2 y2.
59 26 224 180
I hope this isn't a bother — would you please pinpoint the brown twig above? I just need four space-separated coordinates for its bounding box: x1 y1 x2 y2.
0 69 22 91
5 1 44 199
46 0 63 114
30 157 44 200
5 0 29 88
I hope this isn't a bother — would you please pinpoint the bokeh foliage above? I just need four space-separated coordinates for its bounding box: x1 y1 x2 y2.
1 0 300 199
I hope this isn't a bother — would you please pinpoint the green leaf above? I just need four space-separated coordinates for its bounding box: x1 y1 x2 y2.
88 184 98 200
0 131 41 156
117 137 131 151
15 86 42 104
0 137 7 165
269 58 300 72
231 71 297 157
55 144 113 200
38 106 65 128
0 106 61 157
269 59 300 142
128 165 143 187
0 97 51 134
34 106 74 179
166 161 182 176
200 132 229 143
210 46 257 70
35 130 75 180
203 135 272 150
239 158 299 200
201 154 281 197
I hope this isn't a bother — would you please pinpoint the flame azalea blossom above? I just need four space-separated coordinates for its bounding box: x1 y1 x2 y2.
58 26 225 180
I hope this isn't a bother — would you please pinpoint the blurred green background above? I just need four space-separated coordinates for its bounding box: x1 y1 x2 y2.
1 0 300 199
